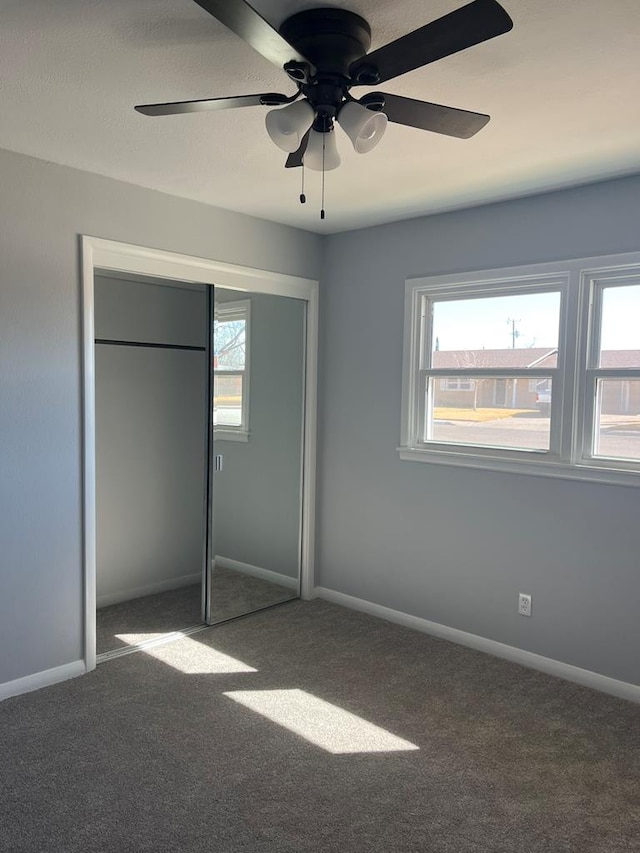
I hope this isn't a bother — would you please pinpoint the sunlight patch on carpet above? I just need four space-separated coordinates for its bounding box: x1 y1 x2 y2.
224 689 419 754
116 633 258 674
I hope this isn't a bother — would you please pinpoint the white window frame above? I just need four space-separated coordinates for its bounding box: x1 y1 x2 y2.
399 251 640 486
214 299 251 442
579 270 640 472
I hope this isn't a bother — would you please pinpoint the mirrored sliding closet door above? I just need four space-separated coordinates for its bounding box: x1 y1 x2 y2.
205 287 306 623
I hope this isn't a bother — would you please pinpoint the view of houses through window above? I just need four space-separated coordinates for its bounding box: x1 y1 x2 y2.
592 282 640 459
423 289 561 452
403 257 640 478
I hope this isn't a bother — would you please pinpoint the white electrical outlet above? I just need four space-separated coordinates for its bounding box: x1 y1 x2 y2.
518 593 532 617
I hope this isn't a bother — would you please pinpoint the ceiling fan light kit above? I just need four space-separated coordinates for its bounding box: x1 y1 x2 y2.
135 0 514 217
337 100 388 154
304 128 341 172
265 99 314 153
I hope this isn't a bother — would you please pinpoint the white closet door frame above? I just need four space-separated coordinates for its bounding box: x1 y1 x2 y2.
81 236 319 673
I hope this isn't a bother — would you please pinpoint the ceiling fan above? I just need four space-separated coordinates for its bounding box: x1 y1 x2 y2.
135 0 513 213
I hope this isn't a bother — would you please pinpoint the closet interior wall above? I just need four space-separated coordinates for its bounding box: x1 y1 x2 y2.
94 274 207 610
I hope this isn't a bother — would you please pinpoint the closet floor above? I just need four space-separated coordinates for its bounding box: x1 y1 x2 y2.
97 566 297 655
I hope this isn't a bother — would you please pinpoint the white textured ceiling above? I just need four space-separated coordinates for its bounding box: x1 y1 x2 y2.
1 0 639 233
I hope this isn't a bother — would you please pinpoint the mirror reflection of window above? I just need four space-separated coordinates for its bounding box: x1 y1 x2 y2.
213 300 250 436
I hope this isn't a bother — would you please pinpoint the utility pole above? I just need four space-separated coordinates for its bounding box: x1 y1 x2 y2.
506 317 521 348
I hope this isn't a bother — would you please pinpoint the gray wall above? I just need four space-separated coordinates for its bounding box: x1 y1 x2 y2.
319 175 640 687
95 277 207 606
0 147 321 686
214 291 305 581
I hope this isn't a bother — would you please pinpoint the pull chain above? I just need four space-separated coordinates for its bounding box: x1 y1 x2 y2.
320 134 326 220
299 162 306 204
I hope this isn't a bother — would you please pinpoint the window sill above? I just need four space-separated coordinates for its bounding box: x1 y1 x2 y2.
398 446 640 488
214 429 249 443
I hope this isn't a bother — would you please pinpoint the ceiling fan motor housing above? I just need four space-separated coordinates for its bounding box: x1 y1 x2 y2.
280 9 371 75
280 8 374 124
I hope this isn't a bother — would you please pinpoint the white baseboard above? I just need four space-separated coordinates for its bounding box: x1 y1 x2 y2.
0 660 86 702
314 587 640 704
215 556 299 591
97 572 202 609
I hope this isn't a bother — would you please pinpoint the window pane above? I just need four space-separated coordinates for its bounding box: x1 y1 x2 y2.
427 376 552 451
599 284 640 367
431 291 560 368
594 379 640 460
214 318 246 370
214 374 243 427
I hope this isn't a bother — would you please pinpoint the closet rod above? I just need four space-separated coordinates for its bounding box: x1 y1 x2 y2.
95 339 206 352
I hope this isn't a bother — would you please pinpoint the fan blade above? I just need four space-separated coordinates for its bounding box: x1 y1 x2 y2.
135 93 291 116
350 0 513 85
285 130 310 168
379 93 490 138
192 0 311 69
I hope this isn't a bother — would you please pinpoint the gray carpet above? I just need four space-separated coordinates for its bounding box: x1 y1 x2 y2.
96 566 297 655
2 600 639 852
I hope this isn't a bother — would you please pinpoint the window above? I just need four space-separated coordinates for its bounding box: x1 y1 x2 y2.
584 277 640 464
400 253 640 485
440 377 475 391
214 299 250 440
